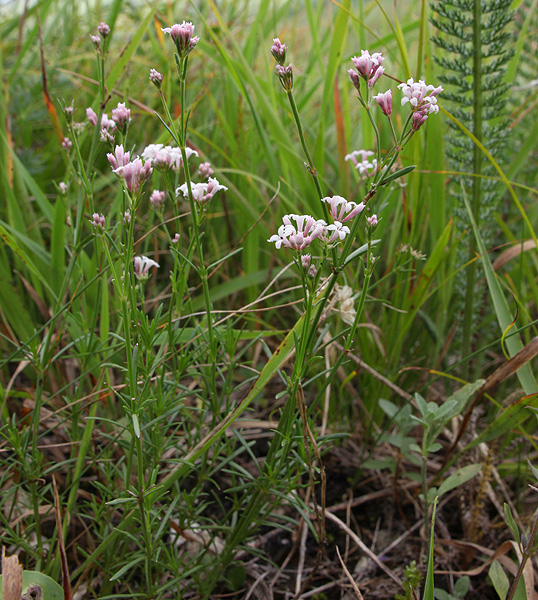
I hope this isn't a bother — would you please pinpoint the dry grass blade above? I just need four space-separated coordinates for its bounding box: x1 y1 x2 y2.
448 336 538 457
479 336 538 394
1 547 23 600
334 342 412 400
493 240 537 271
325 510 402 586
335 545 364 599
52 476 72 600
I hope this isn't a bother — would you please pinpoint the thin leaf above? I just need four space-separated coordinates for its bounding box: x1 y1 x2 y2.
462 192 537 394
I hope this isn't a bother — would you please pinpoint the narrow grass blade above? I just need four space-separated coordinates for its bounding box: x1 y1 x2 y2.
104 2 157 93
462 193 537 394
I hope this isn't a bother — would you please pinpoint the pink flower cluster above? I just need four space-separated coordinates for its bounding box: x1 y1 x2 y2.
111 102 131 131
275 63 293 91
162 21 199 58
133 256 159 281
106 145 130 170
107 145 152 193
268 214 326 250
149 69 163 88
90 213 105 229
321 196 365 222
86 102 130 137
149 190 166 209
349 50 384 90
398 78 443 114
398 78 443 130
271 38 287 65
176 178 228 205
198 162 213 178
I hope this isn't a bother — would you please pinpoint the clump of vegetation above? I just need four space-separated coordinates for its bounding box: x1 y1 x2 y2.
1 1 538 599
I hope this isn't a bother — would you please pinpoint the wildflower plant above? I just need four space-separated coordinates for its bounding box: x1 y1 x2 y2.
0 7 460 600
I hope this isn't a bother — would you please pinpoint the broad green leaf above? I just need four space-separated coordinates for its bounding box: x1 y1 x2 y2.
489 560 509 600
437 464 481 498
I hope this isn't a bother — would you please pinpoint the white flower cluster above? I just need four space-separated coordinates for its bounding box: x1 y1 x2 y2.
141 144 199 172
268 214 350 250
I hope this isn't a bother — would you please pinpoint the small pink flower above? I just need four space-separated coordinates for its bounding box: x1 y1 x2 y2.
268 214 326 250
197 162 213 178
114 158 153 194
412 110 429 131
97 22 110 38
345 150 374 167
90 34 101 50
162 21 199 57
123 210 131 224
367 214 378 227
100 128 115 143
275 63 293 91
111 102 131 131
133 256 159 281
301 254 318 277
107 145 131 170
172 233 180 244
356 158 378 177
150 189 166 209
86 107 97 126
90 213 105 229
101 113 116 130
374 89 392 116
62 137 72 150
321 195 366 223
320 221 350 245
149 69 163 87
59 182 68 194
64 104 74 120
271 38 287 65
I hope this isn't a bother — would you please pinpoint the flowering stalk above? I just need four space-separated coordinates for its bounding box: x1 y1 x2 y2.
97 200 155 597
160 22 219 407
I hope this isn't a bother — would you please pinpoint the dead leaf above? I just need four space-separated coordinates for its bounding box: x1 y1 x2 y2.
1 547 22 600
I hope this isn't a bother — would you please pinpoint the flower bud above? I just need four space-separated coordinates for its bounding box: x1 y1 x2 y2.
374 89 392 116
275 63 293 92
161 21 199 58
97 22 110 38
149 68 163 89
90 34 101 50
271 38 287 65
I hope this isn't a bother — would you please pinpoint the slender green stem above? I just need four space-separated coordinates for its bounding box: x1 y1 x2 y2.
176 56 217 364
285 90 329 219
